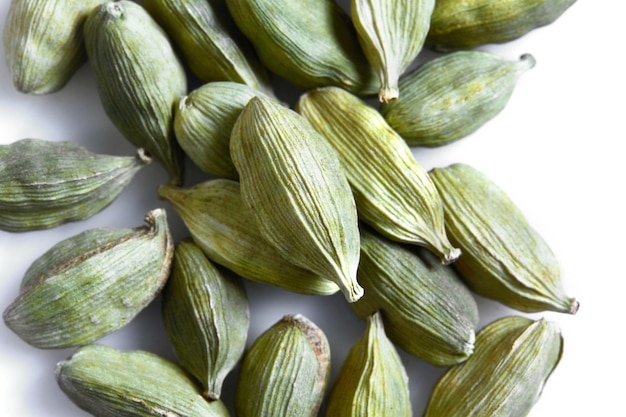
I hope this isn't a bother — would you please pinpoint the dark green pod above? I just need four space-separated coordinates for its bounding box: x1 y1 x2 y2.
429 163 579 314
0 139 151 232
427 0 578 51
380 52 535 147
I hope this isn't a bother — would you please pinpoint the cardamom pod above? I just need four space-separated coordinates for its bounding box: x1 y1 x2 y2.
235 314 330 417
0 139 151 232
3 0 107 94
351 225 478 366
174 82 269 179
84 1 186 184
429 163 579 314
424 316 563 417
325 311 411 417
380 52 535 147
351 0 435 102
224 0 378 95
56 344 231 417
159 179 340 296
427 0 578 51
230 96 363 302
162 238 249 400
142 0 272 94
297 86 459 264
3 209 173 349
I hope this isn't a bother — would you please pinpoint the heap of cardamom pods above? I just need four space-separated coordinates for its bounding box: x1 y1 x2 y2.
0 0 580 416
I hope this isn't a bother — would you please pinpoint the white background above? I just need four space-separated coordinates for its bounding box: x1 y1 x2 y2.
1 1 624 416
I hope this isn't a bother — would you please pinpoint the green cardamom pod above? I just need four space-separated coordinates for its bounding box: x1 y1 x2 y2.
84 1 186 184
0 139 151 232
427 0 578 51
429 163 579 314
351 0 435 102
351 225 478 366
174 82 269 179
142 0 272 94
297 86 459 264
3 0 107 94
230 96 363 302
159 179 340 296
235 314 330 417
424 316 563 417
3 209 173 349
380 52 535 147
162 238 249 400
56 344 231 417
224 0 378 95
325 311 411 417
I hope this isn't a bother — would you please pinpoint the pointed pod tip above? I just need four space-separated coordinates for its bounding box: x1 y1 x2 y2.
378 86 399 103
519 53 537 70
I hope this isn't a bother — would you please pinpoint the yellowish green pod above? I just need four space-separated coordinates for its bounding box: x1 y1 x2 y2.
427 0 578 51
225 0 378 95
56 344 231 417
429 163 579 314
380 52 535 147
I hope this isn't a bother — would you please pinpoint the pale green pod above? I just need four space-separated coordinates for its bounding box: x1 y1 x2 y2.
174 82 270 179
424 316 563 417
84 1 186 184
3 0 107 94
142 0 272 94
352 0 435 102
380 52 536 147
230 96 363 302
56 344 231 417
427 0 578 51
162 238 249 400
3 209 173 349
325 311 411 417
351 226 478 366
235 314 330 417
0 139 151 232
429 163 579 314
224 0 378 95
297 87 459 264
159 179 340 296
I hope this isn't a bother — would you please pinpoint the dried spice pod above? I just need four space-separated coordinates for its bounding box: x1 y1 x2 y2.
351 0 435 102
325 311 411 417
424 316 563 417
0 139 151 232
159 179 340 296
231 96 362 302
3 209 173 349
380 52 535 147
429 163 579 314
235 314 330 417
427 0 578 51
174 82 270 179
225 0 378 95
297 86 459 264
162 238 249 400
351 226 478 366
142 0 271 94
3 0 107 94
84 1 186 184
56 344 230 417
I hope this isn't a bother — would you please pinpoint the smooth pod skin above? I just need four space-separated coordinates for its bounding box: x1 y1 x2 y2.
142 0 271 94
380 52 535 147
84 1 187 184
3 0 107 94
56 345 231 417
429 163 579 314
427 0 578 51
0 139 151 232
225 0 378 94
